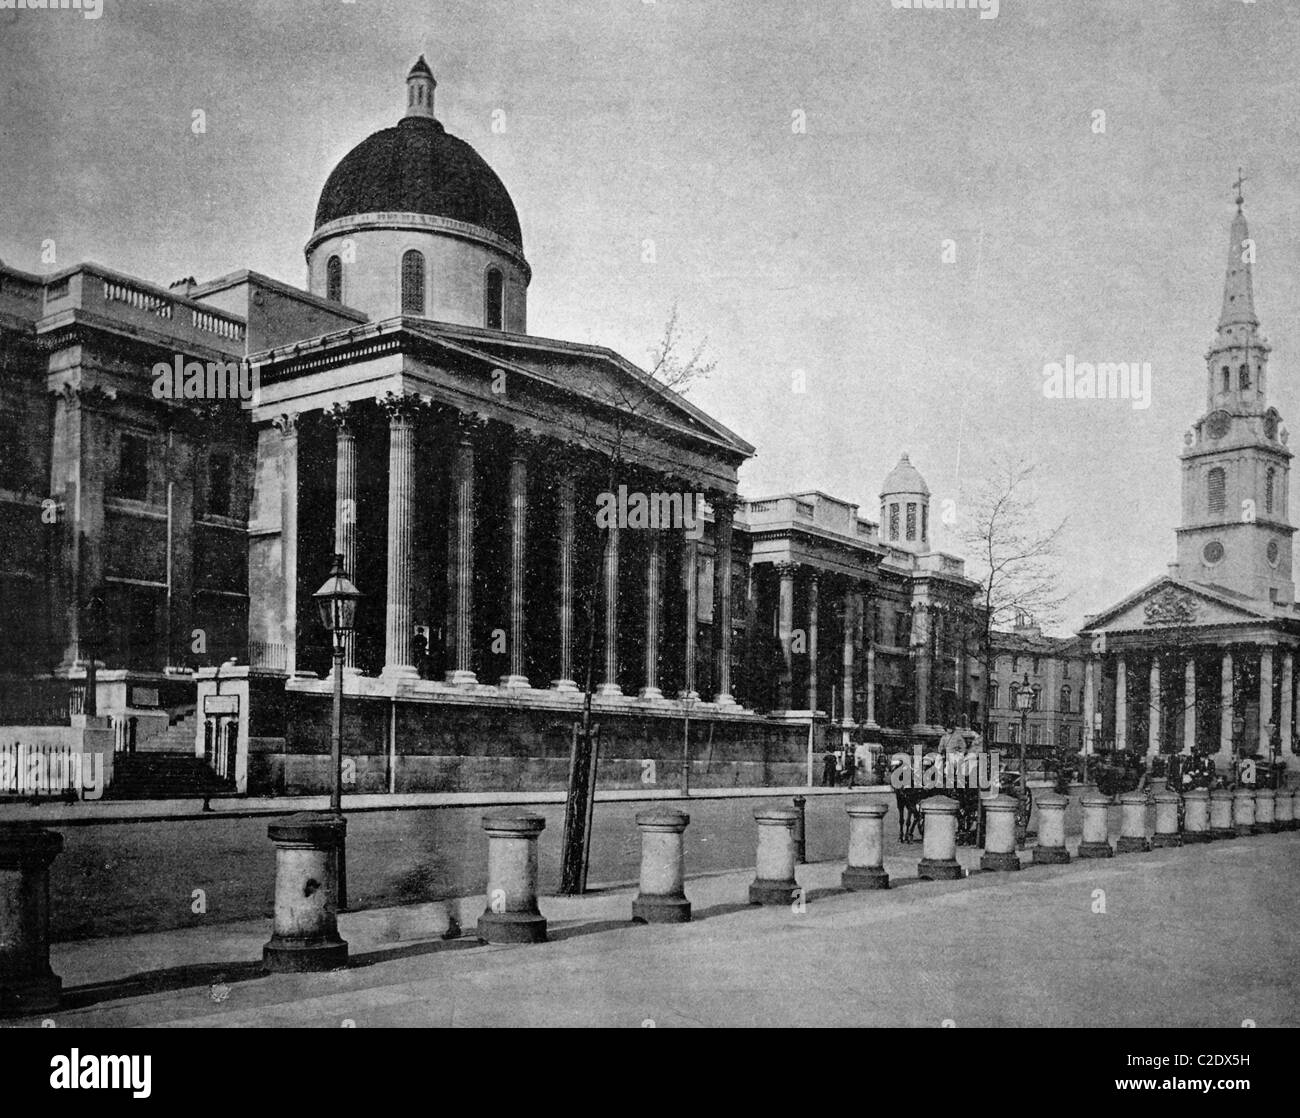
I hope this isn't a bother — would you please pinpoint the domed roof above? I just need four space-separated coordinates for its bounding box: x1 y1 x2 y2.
881 453 930 497
314 99 522 249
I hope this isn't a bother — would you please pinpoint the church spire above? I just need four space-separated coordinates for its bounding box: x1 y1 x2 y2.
1218 169 1257 333
405 55 437 121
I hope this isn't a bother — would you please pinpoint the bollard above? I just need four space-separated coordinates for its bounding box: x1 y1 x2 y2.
979 794 1021 872
1253 788 1276 834
1150 791 1182 849
263 813 348 973
0 824 63 1016
478 812 547 943
1209 788 1236 840
917 796 962 880
792 795 807 864
842 801 890 890
1031 793 1070 864
1182 789 1211 843
1115 791 1151 854
1232 788 1256 838
749 807 801 904
1078 792 1114 859
632 810 690 924
1275 787 1295 832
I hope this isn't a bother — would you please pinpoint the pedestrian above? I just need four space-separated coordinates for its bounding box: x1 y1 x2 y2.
822 748 837 787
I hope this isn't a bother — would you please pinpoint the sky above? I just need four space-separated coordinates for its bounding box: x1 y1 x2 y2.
3 0 1300 635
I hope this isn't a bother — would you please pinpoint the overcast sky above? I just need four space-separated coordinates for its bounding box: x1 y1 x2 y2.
3 0 1299 634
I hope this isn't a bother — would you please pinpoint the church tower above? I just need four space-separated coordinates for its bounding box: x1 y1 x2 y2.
1175 179 1294 603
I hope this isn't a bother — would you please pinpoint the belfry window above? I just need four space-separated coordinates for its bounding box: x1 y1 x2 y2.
906 503 917 541
401 250 425 315
889 503 899 541
1240 363 1251 391
1222 366 1230 393
1208 467 1226 515
1266 468 1275 514
326 255 343 303
921 503 929 542
485 267 504 329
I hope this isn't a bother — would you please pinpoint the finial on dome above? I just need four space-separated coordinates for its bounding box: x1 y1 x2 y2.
406 55 437 121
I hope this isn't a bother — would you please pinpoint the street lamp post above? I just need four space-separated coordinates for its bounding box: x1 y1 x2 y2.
313 554 361 910
1016 671 1032 844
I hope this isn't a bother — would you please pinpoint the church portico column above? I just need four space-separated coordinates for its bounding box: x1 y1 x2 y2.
712 495 738 708
683 536 701 702
551 470 578 692
1217 649 1235 767
379 393 424 682
841 588 855 725
807 571 820 713
271 413 301 677
1083 656 1097 756
776 562 797 710
324 403 360 676
446 411 484 687
1281 650 1295 768
640 528 664 700
1256 644 1274 757
596 512 622 697
1114 657 1127 751
501 432 533 689
1182 657 1196 756
1147 658 1161 759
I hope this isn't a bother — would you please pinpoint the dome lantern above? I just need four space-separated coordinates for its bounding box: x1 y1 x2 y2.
406 55 437 121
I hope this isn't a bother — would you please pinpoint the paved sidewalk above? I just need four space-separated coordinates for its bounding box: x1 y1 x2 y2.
16 832 1299 1028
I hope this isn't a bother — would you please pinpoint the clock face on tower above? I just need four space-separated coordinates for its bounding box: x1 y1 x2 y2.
1206 410 1231 439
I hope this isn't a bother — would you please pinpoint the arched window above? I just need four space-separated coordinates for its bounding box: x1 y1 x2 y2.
1240 363 1251 390
1222 366 1230 392
326 255 343 303
401 250 425 315
989 683 1000 710
1060 685 1071 712
1207 467 1226 515
1008 683 1019 710
1031 686 1041 712
906 503 917 541
1266 467 1275 514
485 267 504 329
889 503 899 541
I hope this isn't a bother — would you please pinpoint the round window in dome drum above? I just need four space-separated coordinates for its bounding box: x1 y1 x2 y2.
1203 541 1225 564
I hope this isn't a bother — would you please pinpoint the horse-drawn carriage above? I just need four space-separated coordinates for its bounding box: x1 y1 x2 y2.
891 751 1029 846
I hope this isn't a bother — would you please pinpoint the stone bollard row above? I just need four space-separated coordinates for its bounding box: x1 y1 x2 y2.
478 812 548 943
1254 789 1276 834
1150 791 1181 849
0 824 63 1017
979 795 1021 872
842 802 890 890
1078 792 1114 858
1276 788 1296 831
1032 793 1070 864
918 796 963 880
632 810 691 923
1115 791 1151 854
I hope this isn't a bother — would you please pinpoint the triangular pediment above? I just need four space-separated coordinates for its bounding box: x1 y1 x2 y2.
1081 576 1271 635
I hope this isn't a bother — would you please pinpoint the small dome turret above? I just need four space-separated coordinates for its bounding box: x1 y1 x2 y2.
880 453 931 554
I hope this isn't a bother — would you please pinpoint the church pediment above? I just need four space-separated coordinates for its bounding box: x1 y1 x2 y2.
1082 577 1270 635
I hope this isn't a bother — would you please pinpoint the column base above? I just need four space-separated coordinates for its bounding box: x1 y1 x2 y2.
748 877 799 905
979 850 1021 872
1077 842 1114 859
681 690 702 703
1032 846 1070 865
499 674 531 689
380 665 420 684
0 971 61 1017
638 687 666 701
477 910 547 944
1150 833 1182 849
550 679 580 693
262 934 349 973
917 858 963 880
1116 836 1151 854
1250 823 1272 835
841 865 889 891
632 893 691 924
342 666 365 679
713 692 739 709
596 683 624 698
445 669 479 687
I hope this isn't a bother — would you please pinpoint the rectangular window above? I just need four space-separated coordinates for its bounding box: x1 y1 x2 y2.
906 503 917 541
208 451 232 517
921 503 928 542
1030 724 1041 746
1007 723 1018 745
117 433 149 501
889 503 899 541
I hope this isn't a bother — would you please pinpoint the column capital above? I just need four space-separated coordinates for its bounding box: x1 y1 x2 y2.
324 401 357 433
271 412 300 437
377 390 427 425
709 492 743 516
453 409 490 442
775 561 800 579
509 427 544 459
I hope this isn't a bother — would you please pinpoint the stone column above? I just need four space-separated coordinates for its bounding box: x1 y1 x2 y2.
1032 793 1070 864
1182 658 1196 756
379 393 422 682
807 572 820 713
980 795 1021 872
776 562 797 710
683 538 700 701
597 512 621 697
917 796 961 880
1258 645 1274 756
841 589 855 725
262 812 348 972
552 470 578 692
1083 656 1097 754
1218 650 1235 768
272 413 300 676
1147 659 1161 759
1281 650 1294 762
446 412 482 686
477 812 547 944
640 529 664 700
0 825 64 1015
865 646 878 727
325 403 359 674
631 809 690 923
712 496 738 707
748 806 800 905
501 433 531 688
842 801 890 890
1114 657 1128 750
